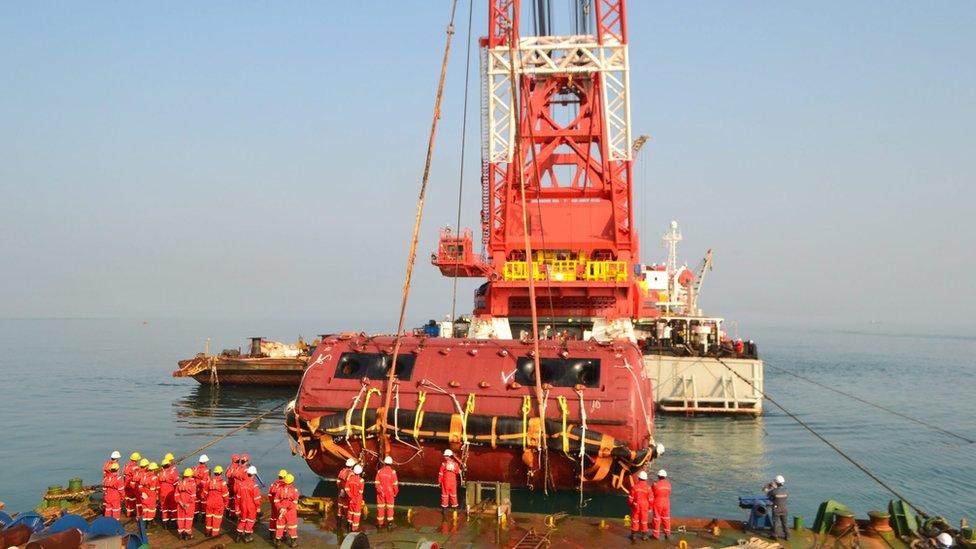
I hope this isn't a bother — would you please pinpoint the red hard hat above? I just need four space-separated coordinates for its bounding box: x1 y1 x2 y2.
232 454 240 460
242 453 250 461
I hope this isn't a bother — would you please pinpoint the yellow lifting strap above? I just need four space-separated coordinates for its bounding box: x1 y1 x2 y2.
490 416 498 449
583 433 615 482
361 387 381 439
521 395 532 450
413 391 427 440
556 395 570 457
462 393 475 443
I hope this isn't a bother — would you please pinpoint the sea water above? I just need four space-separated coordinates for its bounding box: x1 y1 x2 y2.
0 318 973 522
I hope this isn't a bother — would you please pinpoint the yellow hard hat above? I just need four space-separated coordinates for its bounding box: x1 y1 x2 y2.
110 463 120 471
278 469 288 478
148 462 159 471
284 474 295 484
162 456 172 465
183 468 194 478
139 458 149 467
164 452 175 461
130 452 141 461
213 465 224 474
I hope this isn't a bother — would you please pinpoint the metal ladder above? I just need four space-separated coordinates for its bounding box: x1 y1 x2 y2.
720 374 739 411
513 528 550 548
680 374 698 415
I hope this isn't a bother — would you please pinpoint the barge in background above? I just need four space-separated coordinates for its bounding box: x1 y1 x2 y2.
173 336 311 386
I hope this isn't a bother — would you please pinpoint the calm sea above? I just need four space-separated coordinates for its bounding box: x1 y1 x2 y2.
1 318 973 523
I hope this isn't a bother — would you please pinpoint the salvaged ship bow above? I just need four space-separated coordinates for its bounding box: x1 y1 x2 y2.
286 334 659 491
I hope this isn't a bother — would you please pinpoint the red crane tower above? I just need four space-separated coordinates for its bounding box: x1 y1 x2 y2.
432 0 657 338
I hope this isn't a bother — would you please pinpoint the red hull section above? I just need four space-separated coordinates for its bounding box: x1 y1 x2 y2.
287 334 658 492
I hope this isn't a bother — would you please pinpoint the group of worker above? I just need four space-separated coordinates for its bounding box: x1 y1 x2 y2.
100 450 300 546
335 448 463 532
627 469 672 542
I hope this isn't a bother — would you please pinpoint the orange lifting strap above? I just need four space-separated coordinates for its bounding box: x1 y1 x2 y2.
583 433 616 482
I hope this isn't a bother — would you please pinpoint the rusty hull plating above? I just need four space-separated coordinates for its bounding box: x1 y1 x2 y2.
287 334 657 491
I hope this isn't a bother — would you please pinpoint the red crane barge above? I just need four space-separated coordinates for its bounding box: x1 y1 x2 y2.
287 0 664 493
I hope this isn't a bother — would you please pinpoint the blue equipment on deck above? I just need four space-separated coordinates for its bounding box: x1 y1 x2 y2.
739 496 774 531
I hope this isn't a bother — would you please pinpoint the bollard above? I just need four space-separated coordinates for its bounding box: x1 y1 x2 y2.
407 508 413 524
794 516 804 530
599 519 608 529
623 515 631 528
452 509 459 523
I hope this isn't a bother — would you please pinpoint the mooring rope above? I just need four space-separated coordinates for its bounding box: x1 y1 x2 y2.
765 361 974 444
172 400 287 466
716 358 930 518
380 0 461 449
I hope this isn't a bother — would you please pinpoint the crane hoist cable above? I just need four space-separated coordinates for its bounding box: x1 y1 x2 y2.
380 0 461 446
506 15 551 495
450 0 476 322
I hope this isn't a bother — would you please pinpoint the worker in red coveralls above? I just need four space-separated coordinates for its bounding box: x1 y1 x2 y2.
336 458 356 530
175 468 197 541
628 470 653 541
232 453 252 520
273 474 299 547
103 450 121 475
140 462 160 524
344 464 365 532
375 455 399 530
193 454 211 522
203 465 229 537
102 462 124 518
123 452 141 517
131 458 149 517
158 456 179 529
267 469 288 538
651 469 672 540
236 465 262 543
734 338 745 356
437 449 462 516
225 454 241 517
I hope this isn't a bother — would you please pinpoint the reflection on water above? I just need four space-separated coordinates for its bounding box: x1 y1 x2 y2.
172 384 295 433
655 415 768 517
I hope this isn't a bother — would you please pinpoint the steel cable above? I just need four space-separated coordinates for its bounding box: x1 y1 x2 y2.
765 362 974 444
449 0 475 322
716 359 930 518
172 401 287 466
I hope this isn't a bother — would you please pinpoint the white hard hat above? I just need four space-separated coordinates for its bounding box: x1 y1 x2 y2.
384 456 393 465
246 465 257 475
637 471 648 480
199 454 210 463
658 469 667 478
775 475 785 485
443 449 453 457
353 464 363 475
656 443 665 457
937 533 954 547
345 458 356 467
110 450 121 459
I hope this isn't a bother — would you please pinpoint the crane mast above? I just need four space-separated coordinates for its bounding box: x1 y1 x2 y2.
432 0 656 338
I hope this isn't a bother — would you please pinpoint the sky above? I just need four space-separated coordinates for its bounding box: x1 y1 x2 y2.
1 2 974 332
